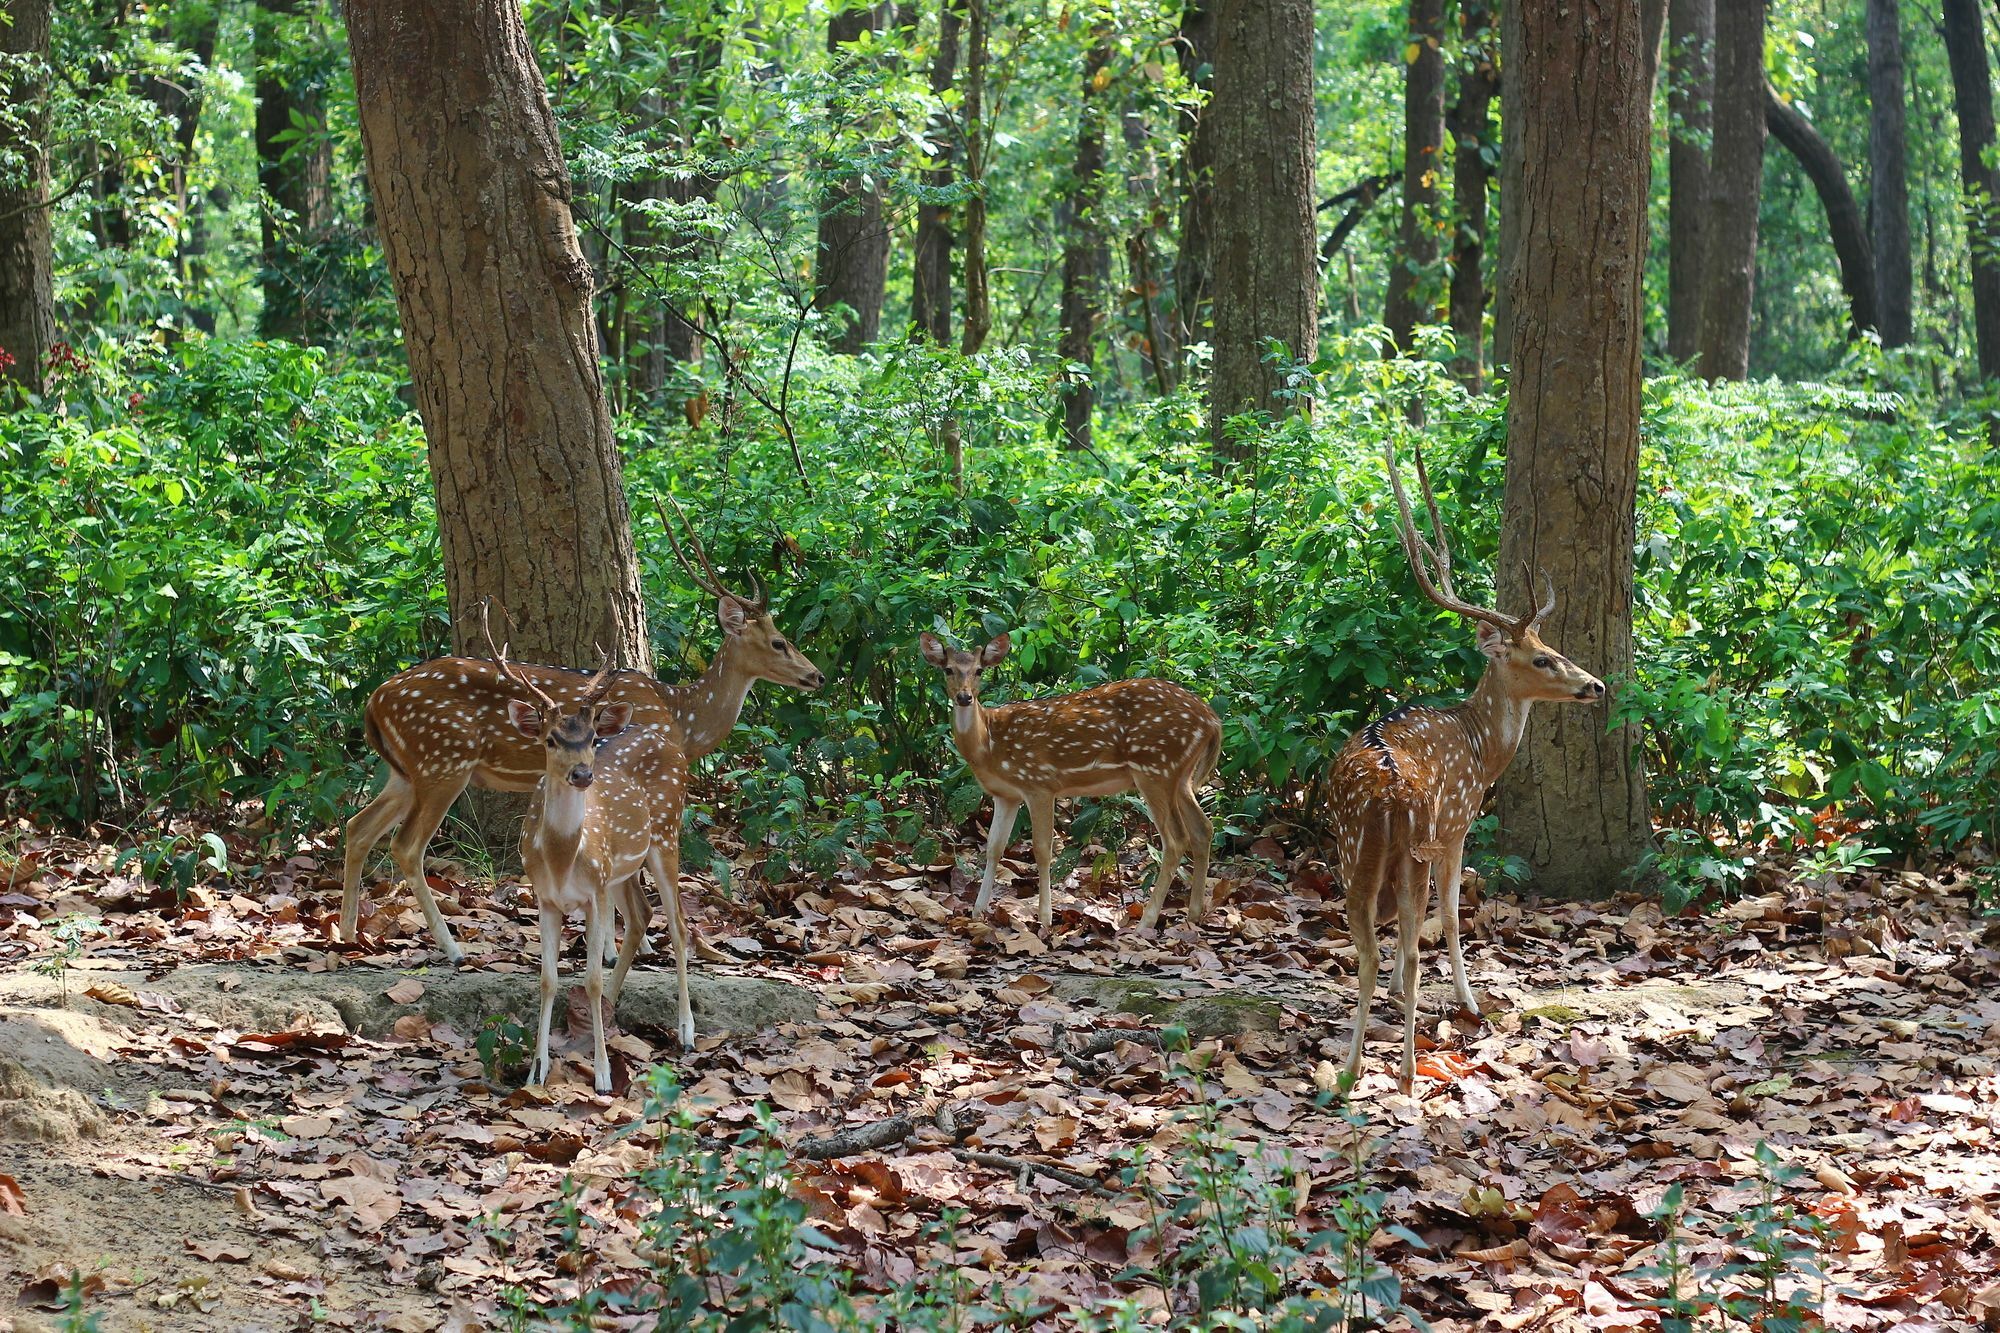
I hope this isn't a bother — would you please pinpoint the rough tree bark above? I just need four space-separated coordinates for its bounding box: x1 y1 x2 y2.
815 6 891 353
254 0 334 341
1057 35 1112 451
1446 0 1496 388
1666 0 1712 362
1206 0 1318 461
343 0 650 674
1865 0 1911 348
1493 0 1652 898
911 0 962 344
1694 0 1763 381
0 0 55 395
1765 85 1878 338
1172 0 1217 353
959 0 992 354
1491 2 1518 372
1385 0 1446 355
1943 0 2000 381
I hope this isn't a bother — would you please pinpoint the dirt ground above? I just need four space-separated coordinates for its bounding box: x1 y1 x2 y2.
3 839 1998 1330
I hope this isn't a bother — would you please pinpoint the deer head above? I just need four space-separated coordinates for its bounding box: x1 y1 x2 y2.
1382 439 1605 705
919 631 1012 710
482 601 633 789
659 496 825 692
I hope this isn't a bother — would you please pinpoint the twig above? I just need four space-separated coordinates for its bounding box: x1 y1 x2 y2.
950 1148 1118 1197
794 1112 918 1160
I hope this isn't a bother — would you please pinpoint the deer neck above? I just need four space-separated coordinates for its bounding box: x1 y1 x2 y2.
1455 667 1534 786
675 640 757 760
949 698 992 769
533 777 589 879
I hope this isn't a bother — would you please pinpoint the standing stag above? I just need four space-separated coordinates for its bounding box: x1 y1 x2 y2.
1328 440 1605 1092
920 632 1221 930
340 499 823 961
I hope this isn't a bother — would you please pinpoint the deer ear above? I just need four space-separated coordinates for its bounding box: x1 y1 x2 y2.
919 632 948 667
717 597 750 636
594 702 633 737
1476 622 1513 660
507 700 543 738
979 633 1013 666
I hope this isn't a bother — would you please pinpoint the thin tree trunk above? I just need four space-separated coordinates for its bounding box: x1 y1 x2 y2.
1865 0 1911 348
1446 0 1496 388
815 8 891 354
1125 108 1175 394
1491 3 1519 373
1694 0 1763 381
959 0 992 354
254 0 334 341
1206 0 1318 462
1494 0 1652 899
1943 0 2000 381
1173 0 1217 352
0 0 54 395
343 0 650 673
1666 0 1712 361
149 12 220 333
1765 84 1878 338
912 0 962 344
1385 0 1446 355
1058 34 1112 450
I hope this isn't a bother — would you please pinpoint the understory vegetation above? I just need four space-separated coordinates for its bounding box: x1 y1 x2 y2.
3 335 1994 901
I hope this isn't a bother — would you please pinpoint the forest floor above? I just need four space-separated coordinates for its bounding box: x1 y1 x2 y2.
1 823 1997 1332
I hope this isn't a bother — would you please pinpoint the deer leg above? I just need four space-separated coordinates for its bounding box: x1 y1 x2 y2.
972 797 1021 917
340 773 411 944
1134 776 1184 932
607 876 651 1009
1179 786 1213 921
1026 791 1057 930
647 844 694 1049
531 903 562 1087
389 773 473 963
1395 856 1427 1095
1343 849 1383 1086
1436 840 1479 1014
584 896 612 1094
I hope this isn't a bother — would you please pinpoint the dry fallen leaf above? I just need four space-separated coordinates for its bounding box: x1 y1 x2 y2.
0 1173 25 1216
84 981 139 1006
384 977 426 1005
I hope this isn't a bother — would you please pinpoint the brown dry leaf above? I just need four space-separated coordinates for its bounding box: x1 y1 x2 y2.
280 1113 335 1139
83 981 139 1006
391 1013 432 1040
0 1173 24 1216
770 1070 816 1112
384 977 425 1005
184 1238 251 1263
321 1173 401 1231
1033 1115 1080 1152
1642 1063 1712 1105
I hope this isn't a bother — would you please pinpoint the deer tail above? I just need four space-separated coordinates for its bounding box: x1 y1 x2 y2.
364 709 408 782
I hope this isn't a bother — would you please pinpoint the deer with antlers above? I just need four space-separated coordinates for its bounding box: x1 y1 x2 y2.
339 500 823 962
1328 439 1605 1093
481 619 697 1086
920 632 1222 930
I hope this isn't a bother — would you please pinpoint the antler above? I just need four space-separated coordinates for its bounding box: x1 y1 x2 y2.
656 494 767 612
1381 438 1517 632
481 598 558 713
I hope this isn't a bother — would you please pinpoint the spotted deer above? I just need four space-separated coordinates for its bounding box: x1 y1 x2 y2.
919 632 1222 930
481 623 695 1090
339 500 823 961
1327 439 1606 1092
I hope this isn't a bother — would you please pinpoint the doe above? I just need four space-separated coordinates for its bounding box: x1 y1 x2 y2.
1327 439 1605 1092
920 632 1221 930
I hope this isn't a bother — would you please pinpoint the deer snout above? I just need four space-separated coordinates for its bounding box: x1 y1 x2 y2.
567 766 594 789
955 691 974 706
803 667 825 690
1576 679 1606 701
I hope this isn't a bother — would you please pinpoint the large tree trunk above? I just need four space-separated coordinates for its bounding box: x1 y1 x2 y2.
1385 0 1446 355
1494 0 1652 898
1694 0 1763 381
1206 0 1318 462
1665 0 1712 362
1057 35 1112 451
1865 0 1911 348
1446 0 1496 388
0 0 55 396
1765 85 1877 338
911 0 962 345
344 0 650 673
959 0 992 354
1172 0 1217 356
815 8 891 354
254 0 334 341
1944 0 2000 381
